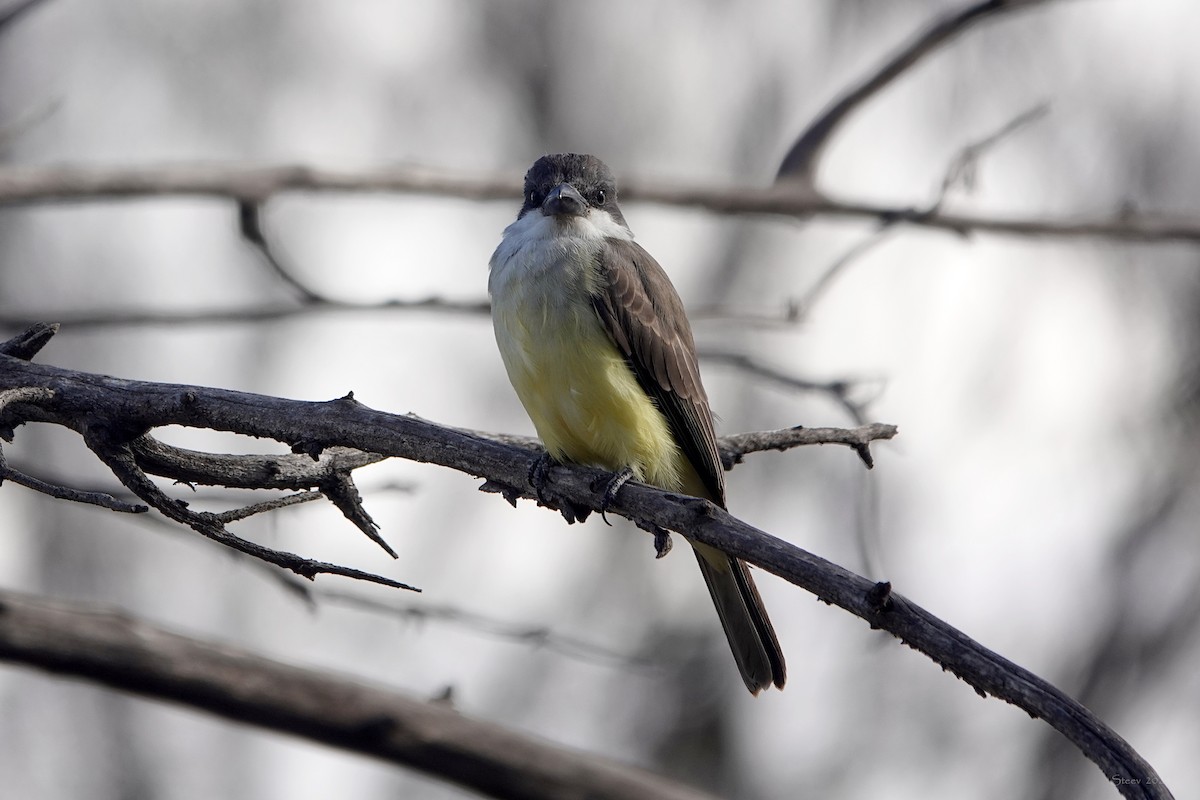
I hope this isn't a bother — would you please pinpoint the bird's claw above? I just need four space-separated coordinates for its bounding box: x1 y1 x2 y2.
599 467 636 526
528 452 555 504
652 527 673 558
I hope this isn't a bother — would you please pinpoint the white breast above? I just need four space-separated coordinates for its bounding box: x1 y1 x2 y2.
486 208 678 482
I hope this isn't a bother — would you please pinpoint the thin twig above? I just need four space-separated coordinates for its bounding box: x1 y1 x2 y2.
932 102 1050 210
0 99 61 153
86 430 417 592
237 200 326 303
702 350 877 424
792 227 901 320
319 468 396 558
315 588 657 672
0 446 148 512
433 417 891 468
214 490 324 523
720 423 898 470
129 504 318 605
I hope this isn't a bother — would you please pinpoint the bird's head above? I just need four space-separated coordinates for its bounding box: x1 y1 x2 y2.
519 153 628 229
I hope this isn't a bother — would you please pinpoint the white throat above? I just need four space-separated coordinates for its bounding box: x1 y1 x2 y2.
488 207 632 295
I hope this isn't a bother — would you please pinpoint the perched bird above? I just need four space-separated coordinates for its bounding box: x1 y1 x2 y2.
488 153 786 693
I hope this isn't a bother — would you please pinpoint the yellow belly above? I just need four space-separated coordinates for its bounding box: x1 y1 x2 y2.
493 296 686 492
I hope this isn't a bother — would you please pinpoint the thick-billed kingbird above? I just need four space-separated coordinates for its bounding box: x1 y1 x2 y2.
488 153 786 694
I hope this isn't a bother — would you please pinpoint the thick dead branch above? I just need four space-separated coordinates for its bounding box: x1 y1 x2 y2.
0 342 1171 797
0 588 715 800
0 340 884 590
507 467 1173 800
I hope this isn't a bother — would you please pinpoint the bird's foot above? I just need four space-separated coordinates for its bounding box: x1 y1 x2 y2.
527 453 591 524
652 526 673 558
598 467 636 526
632 518 674 558
528 451 555 504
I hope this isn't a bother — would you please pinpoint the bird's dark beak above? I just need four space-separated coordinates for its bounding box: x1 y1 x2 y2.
542 183 587 218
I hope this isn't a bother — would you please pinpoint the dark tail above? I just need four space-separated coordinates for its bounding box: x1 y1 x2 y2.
692 543 787 694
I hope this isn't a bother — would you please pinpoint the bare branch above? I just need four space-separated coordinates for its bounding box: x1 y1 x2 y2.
0 385 53 418
0 588 715 800
2 163 1197 245
703 350 877 424
214 490 324 524
128 508 319 605
0 298 491 332
0 351 886 589
0 162 519 205
0 300 842 334
131 431 397 556
237 200 326 302
791 227 901 321
775 0 1055 183
0 99 61 153
720 423 898 470
0 322 59 360
320 467 395 558
529 467 1172 800
130 435 387 490
437 417 890 468
933 102 1050 210
0 446 148 513
0 348 1173 797
315 588 656 672
87 430 416 592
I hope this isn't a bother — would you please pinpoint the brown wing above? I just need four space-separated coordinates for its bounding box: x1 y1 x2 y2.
592 238 787 692
590 238 726 508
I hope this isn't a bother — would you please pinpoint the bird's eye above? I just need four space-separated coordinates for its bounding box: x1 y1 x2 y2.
595 189 607 205
526 190 542 206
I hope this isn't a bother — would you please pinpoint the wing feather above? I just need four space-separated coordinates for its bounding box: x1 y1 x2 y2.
590 238 726 507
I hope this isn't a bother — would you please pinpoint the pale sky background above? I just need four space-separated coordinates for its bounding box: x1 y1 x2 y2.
1 2 1198 799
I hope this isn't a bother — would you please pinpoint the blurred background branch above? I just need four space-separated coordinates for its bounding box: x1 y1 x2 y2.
0 588 718 800
1 160 1197 243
